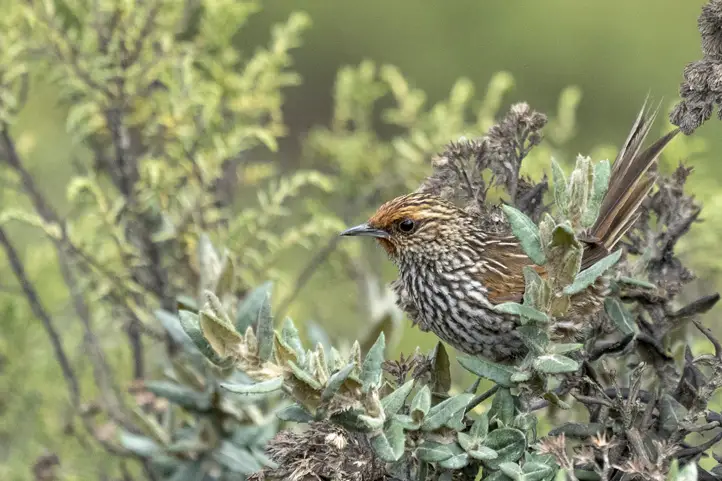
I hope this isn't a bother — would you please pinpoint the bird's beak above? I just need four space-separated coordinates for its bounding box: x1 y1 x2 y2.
339 223 390 239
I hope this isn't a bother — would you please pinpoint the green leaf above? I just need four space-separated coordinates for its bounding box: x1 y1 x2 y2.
281 317 305 365
677 462 697 481
119 431 160 457
256 303 274 363
421 393 474 431
548 423 603 438
567 155 592 226
144 381 212 410
431 342 452 398
617 276 656 289
660 394 688 433
322 363 356 402
360 332 385 392
551 158 569 215
533 355 579 374
563 249 623 295
370 421 405 462
493 303 550 323
468 446 499 461
517 325 550 354
357 413 386 430
502 204 546 265
500 462 525 481
411 385 432 422
393 414 421 430
523 266 550 311
511 371 532 383
178 310 227 365
221 377 284 395
331 409 376 432
212 440 262 475
276 403 314 423
470 413 489 438
490 388 516 425
604 297 637 336
288 360 322 390
523 461 556 481
481 428 527 470
439 452 470 469
381 379 415 417
199 308 243 358
458 356 515 387
236 281 272 334
458 432 476 451
582 159 611 227
155 309 195 351
416 441 455 462
549 343 583 355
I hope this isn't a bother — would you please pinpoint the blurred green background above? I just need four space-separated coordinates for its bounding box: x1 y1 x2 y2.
3 0 722 478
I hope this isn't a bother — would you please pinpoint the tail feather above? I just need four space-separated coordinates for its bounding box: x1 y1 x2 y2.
581 99 680 270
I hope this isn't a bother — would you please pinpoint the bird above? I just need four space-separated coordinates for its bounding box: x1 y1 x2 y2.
339 102 680 363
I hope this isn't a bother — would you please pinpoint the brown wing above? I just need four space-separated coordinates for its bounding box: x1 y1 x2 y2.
481 235 546 304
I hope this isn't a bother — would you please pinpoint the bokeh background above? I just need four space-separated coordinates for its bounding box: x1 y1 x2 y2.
2 0 721 479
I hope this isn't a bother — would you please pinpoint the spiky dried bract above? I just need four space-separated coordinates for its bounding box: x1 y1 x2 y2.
249 422 386 481
670 0 722 134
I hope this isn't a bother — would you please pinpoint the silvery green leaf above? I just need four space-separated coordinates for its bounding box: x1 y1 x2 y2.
178 310 226 365
523 462 555 481
458 432 476 451
276 403 314 423
511 371 531 383
422 393 473 431
381 379 415 417
235 281 272 334
119 431 160 457
551 158 568 215
370 421 405 462
502 204 546 265
604 297 637 335
162 460 201 480
567 155 592 226
439 453 470 469
282 317 305 365
582 159 611 227
415 441 455 462
457 356 515 387
256 293 274 362
221 377 283 395
411 385 431 422
549 343 583 355
154 309 194 349
288 360 322 390
358 413 385 430
543 392 571 410
548 423 603 439
144 381 212 410
274 332 299 365
481 428 527 470
198 233 221 293
469 446 499 461
431 342 452 398
490 388 516 425
322 363 356 402
306 321 332 352
677 462 697 481
533 355 579 374
523 267 550 311
667 459 680 481
446 404 466 430
563 249 623 295
500 462 525 481
617 276 656 289
485 471 514 481
360 332 385 392
660 394 688 433
470 413 489 438
493 303 550 324
199 308 243 358
538 213 556 251
212 440 262 474
517 325 550 354
393 414 421 430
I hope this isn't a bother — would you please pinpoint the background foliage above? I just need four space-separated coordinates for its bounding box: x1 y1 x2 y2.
0 0 720 480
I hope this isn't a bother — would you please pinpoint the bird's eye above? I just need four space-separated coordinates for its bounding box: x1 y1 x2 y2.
398 219 416 233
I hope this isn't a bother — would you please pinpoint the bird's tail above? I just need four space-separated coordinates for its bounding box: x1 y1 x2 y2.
581 99 680 270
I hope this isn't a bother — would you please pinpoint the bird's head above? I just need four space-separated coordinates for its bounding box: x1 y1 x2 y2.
339 193 475 261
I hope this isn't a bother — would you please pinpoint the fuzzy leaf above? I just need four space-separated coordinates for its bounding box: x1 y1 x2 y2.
510 371 532 383
493 303 550 323
178 310 227 365
481 428 527 470
144 381 212 410
469 446 499 461
370 421 405 462
582 159 611 227
490 388 516 425
431 342 452 398
458 432 476 452
393 414 421 430
288 360 322 390
155 309 195 351
360 332 385 392
677 462 697 481
470 413 490 438
563 249 623 295
281 317 305 365
549 343 583 355
617 276 656 289
256 291 274 362
523 266 550 311
439 453 470 469
322 363 356 402
416 441 455 462
548 423 603 438
411 385 432 422
381 379 415 417
199 308 243 358
213 440 262 474
523 462 555 481
517 325 550 354
276 403 314 423
236 281 272 334
458 356 515 387
422 393 474 431
567 155 592 226
358 413 386 430
273 332 298 365
502 204 546 265
660 394 688 433
604 297 637 336
119 431 161 457
533 355 579 374
221 377 283 395
500 462 525 481
551 158 568 215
